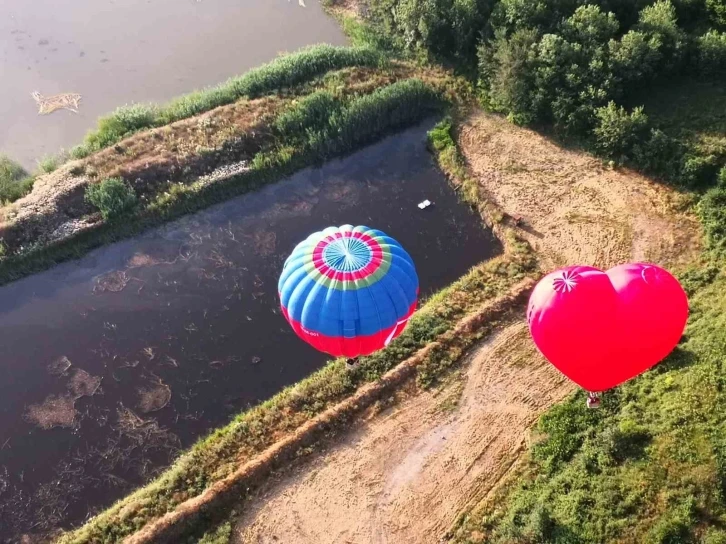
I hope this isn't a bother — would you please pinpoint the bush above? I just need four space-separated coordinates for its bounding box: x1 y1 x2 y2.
532 396 602 472
0 155 34 203
85 177 138 220
698 185 726 255
698 31 726 75
598 419 651 464
593 102 650 161
646 497 696 544
274 91 342 141
632 128 683 176
37 153 65 174
704 528 726 544
680 153 720 187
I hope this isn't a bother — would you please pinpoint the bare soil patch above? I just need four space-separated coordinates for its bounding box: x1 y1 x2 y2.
459 112 700 271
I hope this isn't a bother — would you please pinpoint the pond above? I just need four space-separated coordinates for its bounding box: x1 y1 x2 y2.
0 0 347 169
0 121 502 540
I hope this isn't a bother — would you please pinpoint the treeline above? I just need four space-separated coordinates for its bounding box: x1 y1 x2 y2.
367 0 726 188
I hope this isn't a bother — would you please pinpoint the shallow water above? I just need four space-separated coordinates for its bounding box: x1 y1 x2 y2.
0 121 502 539
0 0 347 169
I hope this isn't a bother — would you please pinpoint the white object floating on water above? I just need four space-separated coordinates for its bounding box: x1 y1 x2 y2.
418 199 432 210
299 0 306 6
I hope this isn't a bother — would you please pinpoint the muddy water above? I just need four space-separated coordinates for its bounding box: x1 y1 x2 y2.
0 122 501 539
0 0 347 169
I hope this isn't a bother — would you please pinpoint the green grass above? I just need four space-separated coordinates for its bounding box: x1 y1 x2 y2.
0 155 35 204
70 45 384 158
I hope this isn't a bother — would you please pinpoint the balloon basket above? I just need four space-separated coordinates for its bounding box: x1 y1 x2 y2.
345 358 359 371
586 391 601 409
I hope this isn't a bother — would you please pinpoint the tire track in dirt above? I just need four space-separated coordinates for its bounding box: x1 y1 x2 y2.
234 323 572 543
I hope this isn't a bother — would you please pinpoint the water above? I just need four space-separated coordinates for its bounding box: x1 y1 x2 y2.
0 122 502 539
0 0 347 169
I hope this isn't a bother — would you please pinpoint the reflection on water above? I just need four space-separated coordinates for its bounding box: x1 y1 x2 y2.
0 0 347 168
0 121 501 539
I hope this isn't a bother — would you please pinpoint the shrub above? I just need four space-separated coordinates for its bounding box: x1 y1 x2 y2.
532 396 601 472
698 185 726 255
680 153 720 188
85 177 137 220
632 128 683 176
598 419 651 464
698 31 726 75
593 102 650 161
273 91 342 141
646 497 696 544
38 155 60 174
704 528 726 544
0 155 34 203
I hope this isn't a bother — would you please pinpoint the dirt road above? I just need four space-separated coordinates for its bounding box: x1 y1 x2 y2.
233 112 700 543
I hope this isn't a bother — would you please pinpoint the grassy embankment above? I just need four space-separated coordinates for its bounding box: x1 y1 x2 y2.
0 44 470 285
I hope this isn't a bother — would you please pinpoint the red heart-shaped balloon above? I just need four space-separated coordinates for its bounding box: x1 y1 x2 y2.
527 263 688 391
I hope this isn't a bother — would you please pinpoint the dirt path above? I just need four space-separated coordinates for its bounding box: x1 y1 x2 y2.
232 112 701 543
234 323 571 544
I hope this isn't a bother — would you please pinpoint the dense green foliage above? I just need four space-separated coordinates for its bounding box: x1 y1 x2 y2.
0 155 34 204
84 177 138 220
71 45 383 158
272 79 442 156
366 0 726 188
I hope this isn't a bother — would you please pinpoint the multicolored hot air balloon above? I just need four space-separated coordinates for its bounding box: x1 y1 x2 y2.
278 225 419 358
527 262 688 407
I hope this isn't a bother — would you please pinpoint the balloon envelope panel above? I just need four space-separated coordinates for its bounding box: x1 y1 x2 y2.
279 225 419 357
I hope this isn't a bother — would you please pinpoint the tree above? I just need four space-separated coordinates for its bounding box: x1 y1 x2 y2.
609 30 663 83
479 28 540 125
593 102 650 161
